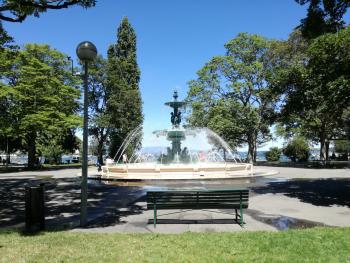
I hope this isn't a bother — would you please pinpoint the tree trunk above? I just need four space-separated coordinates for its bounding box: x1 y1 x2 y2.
247 140 254 164
6 136 9 168
325 140 330 161
97 140 104 165
27 132 36 169
6 154 10 167
253 138 258 163
319 135 326 162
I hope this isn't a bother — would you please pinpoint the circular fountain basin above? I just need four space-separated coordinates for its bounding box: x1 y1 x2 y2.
100 162 277 180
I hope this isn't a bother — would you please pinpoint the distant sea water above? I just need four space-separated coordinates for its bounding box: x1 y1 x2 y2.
236 151 279 162
2 149 320 164
136 147 321 162
237 150 320 162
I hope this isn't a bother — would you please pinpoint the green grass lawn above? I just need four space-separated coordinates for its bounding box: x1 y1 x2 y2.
1 227 349 262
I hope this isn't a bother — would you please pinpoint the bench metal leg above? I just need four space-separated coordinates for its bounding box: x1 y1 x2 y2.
240 208 243 227
235 209 238 222
240 201 243 227
154 205 157 228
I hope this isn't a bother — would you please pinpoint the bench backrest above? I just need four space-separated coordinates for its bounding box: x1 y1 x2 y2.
147 189 249 210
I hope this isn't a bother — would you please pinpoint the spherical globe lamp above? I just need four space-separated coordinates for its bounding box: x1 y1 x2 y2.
76 41 97 61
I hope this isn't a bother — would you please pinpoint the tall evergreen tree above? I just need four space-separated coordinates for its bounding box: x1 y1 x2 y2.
88 55 110 165
106 17 143 159
295 0 349 39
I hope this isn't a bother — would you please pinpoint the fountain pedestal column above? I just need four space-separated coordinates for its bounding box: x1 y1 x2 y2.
164 91 187 163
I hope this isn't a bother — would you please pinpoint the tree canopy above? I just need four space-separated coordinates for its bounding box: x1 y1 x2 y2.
272 27 350 160
0 0 95 23
88 55 109 164
0 0 96 48
0 44 81 167
187 33 278 162
295 0 349 39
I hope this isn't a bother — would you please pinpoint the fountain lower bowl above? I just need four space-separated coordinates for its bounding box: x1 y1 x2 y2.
100 162 276 180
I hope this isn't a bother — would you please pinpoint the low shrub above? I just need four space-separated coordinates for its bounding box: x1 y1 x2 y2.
283 137 310 162
265 147 281 161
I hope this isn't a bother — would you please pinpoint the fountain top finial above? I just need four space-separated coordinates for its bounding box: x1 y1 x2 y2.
165 90 186 127
164 90 186 109
173 90 178 101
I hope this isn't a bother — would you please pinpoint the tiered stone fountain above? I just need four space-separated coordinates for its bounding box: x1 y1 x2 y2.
101 91 276 180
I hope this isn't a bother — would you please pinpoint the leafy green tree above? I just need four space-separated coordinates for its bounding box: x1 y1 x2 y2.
37 135 63 164
274 27 350 161
36 128 80 164
342 107 350 139
60 129 81 154
0 36 20 164
0 44 81 168
265 147 282 162
334 140 350 159
0 135 22 165
88 55 110 165
0 0 96 48
0 0 96 23
295 0 349 39
88 137 106 164
205 100 247 149
283 137 310 162
0 86 15 162
0 23 16 50
106 17 143 159
187 33 277 162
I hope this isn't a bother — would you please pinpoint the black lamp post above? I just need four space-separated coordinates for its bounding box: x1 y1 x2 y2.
76 41 97 227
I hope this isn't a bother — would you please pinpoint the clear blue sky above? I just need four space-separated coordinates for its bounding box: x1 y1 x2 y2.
4 0 341 150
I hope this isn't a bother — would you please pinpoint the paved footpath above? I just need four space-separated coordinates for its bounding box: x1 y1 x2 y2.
1 166 349 233
75 166 350 233
0 167 85 179
262 166 350 179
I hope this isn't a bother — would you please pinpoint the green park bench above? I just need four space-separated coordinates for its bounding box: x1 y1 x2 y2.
146 189 249 227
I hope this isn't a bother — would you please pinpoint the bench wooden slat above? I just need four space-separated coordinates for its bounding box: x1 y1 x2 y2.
148 202 248 205
147 191 249 195
147 194 249 198
147 194 249 199
148 200 248 207
148 198 248 204
147 196 248 199
147 189 249 227
148 205 248 210
148 190 249 193
147 196 249 202
147 192 249 197
147 203 248 207
147 200 249 204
